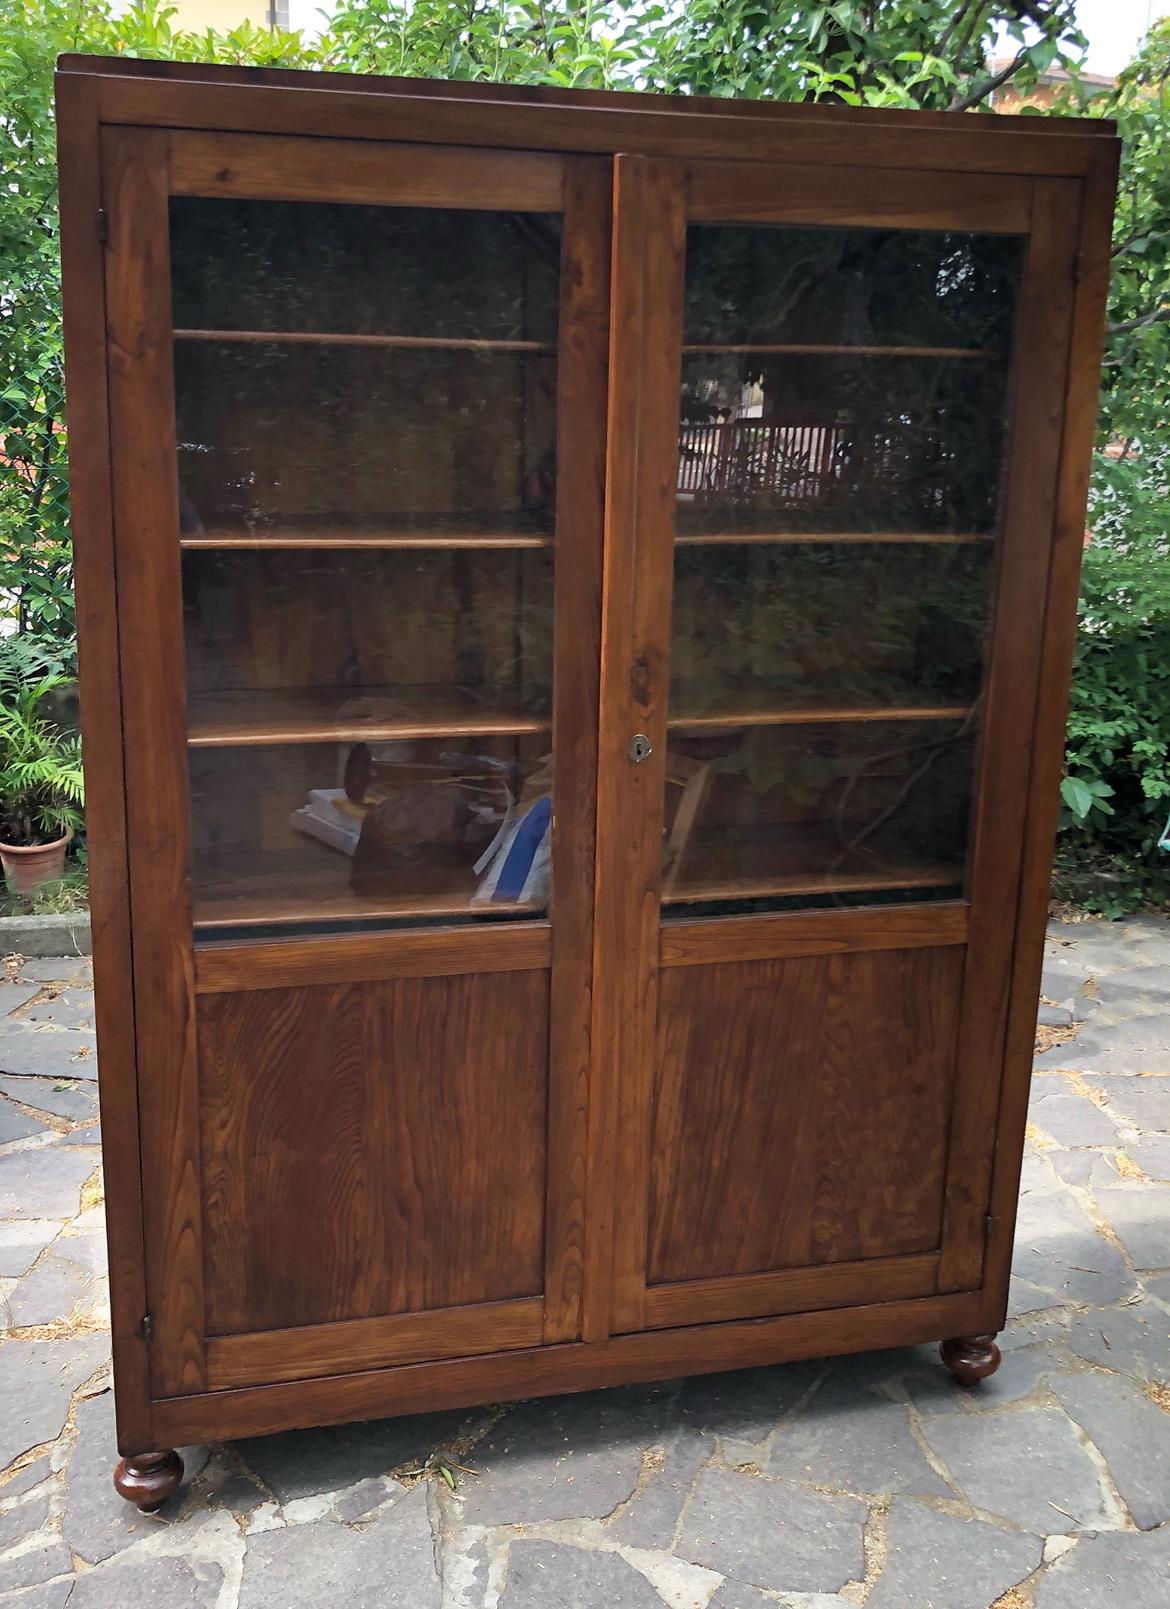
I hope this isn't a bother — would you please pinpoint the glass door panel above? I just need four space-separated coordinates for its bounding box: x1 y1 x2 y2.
665 224 1023 918
170 197 562 940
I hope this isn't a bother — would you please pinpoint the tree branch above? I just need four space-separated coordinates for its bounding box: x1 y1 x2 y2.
948 41 1031 110
1106 303 1170 336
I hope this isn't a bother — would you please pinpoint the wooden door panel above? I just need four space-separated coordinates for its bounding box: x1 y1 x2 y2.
198 969 549 1335
648 946 962 1289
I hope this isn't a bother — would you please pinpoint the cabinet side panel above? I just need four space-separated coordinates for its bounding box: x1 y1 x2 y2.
197 969 550 1335
648 947 963 1286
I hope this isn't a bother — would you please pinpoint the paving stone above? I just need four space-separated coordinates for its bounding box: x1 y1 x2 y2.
1144 1271 1170 1302
0 1581 73 1609
1094 1185 1170 1270
17 960 88 985
0 1223 60 1280
905 1339 1060 1414
1010 1178 1137 1306
19 994 94 1031
499 1540 661 1608
0 1144 96 1220
0 1076 96 1124
1064 1016 1170 1076
1066 1299 1170 1383
676 1361 819 1442
236 1408 465 1505
1034 1525 1170 1609
866 1499 1042 1609
675 1466 865 1595
0 985 41 1018
1129 1136 1170 1181
0 1492 50 1554
0 1333 108 1473
769 1376 949 1497
1037 1001 1075 1028
0 1100 49 1145
706 1585 800 1609
68 1555 222 1609
1047 1150 1127 1191
1094 965 1170 1005
607 1425 709 1548
0 1031 97 1082
1085 1077 1170 1132
919 1408 1109 1533
1028 1089 1120 1148
64 1391 156 1565
0 1539 73 1594
0 1457 52 1500
457 1386 673 1527
8 1247 100 1329
239 1489 440 1609
1051 1372 1170 1530
330 1474 402 1523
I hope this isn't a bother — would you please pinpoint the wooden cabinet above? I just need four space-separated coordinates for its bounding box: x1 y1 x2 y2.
56 55 1118 1510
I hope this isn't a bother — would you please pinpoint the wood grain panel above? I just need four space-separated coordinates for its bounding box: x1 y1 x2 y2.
206 1297 543 1388
196 970 549 1345
660 902 967 968
649 948 964 1287
642 1252 938 1331
170 130 563 209
152 1287 987 1449
687 163 1030 232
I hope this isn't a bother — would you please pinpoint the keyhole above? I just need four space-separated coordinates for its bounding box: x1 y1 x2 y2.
628 733 653 763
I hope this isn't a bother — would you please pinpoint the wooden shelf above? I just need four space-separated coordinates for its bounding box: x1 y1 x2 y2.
663 829 962 906
192 846 538 931
174 328 554 354
669 701 973 730
187 688 550 748
681 342 998 359
673 531 991 546
182 532 554 551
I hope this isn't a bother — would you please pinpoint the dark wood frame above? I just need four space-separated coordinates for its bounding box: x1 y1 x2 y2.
56 54 1118 1506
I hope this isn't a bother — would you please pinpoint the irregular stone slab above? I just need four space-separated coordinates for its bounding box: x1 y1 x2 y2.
1085 1078 1170 1132
1129 1135 1170 1181
9 1245 100 1328
1094 965 1170 1005
1048 1151 1125 1192
1028 1088 1119 1149
457 1386 672 1527
919 1408 1109 1533
0 1221 61 1279
19 992 95 1031
866 1499 1041 1609
1065 1015 1170 1076
0 1029 98 1081
499 1540 662 1608
0 983 42 1017
1035 1525 1170 1609
236 1408 465 1505
239 1489 439 1609
1037 1001 1074 1028
0 1098 49 1143
0 1143 97 1220
68 1554 222 1609
1066 1299 1170 1384
1094 1185 1170 1270
19 960 89 984
0 1333 108 1473
65 1391 163 1565
0 1075 97 1123
707 1585 799 1609
676 1361 819 1442
607 1425 709 1549
0 1490 50 1553
1010 1179 1136 1307
0 1539 73 1594
904 1340 1059 1415
0 1455 52 1499
769 1376 948 1498
676 1466 865 1595
0 1581 72 1609
1051 1372 1170 1530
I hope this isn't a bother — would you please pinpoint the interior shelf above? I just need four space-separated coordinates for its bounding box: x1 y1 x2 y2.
187 688 550 748
174 328 554 354
181 532 554 550
673 531 992 546
681 343 997 359
191 847 540 931
663 828 962 906
668 701 973 730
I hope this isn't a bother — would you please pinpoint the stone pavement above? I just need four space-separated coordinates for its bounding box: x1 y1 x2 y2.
0 921 1168 1609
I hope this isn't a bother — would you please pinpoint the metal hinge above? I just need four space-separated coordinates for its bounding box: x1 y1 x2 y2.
95 208 108 243
140 1313 153 1345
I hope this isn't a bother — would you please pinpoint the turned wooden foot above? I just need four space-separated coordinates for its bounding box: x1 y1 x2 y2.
940 1333 1002 1387
113 1449 184 1513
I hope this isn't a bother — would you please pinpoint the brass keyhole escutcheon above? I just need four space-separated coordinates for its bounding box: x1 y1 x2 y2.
628 733 653 763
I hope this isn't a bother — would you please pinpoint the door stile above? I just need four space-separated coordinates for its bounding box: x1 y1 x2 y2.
543 157 612 1343
585 157 686 1341
102 126 209 1397
936 177 1083 1291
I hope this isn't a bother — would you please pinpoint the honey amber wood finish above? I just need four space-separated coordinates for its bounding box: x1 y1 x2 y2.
56 57 1117 1498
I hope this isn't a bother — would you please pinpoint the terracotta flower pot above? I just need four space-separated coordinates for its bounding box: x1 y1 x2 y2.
0 830 72 895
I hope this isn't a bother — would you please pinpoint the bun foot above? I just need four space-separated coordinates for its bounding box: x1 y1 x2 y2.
940 1333 1002 1387
113 1448 184 1513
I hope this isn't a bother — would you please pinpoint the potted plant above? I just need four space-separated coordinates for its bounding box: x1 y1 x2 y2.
0 676 84 895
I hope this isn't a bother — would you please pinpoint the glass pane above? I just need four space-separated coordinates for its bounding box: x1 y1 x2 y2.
665 224 1023 919
171 198 561 939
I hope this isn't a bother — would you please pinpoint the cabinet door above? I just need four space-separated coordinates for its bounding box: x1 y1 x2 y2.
595 157 1080 1336
101 129 608 1395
